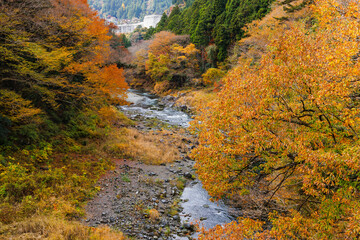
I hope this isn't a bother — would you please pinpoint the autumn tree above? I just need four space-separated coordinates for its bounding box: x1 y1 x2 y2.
192 0 360 238
148 31 179 56
0 0 129 235
201 68 225 86
0 0 128 143
144 31 200 93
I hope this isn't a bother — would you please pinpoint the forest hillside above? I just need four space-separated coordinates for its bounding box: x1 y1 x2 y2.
153 0 274 62
89 0 172 20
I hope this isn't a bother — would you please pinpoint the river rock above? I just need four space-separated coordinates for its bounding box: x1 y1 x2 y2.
183 223 195 230
180 105 188 111
184 172 193 179
163 95 175 101
145 224 153 231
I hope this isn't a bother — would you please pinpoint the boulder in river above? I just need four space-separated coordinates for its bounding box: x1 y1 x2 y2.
184 172 193 179
183 222 195 231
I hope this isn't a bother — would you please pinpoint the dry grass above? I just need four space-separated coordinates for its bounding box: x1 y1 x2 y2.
97 106 134 127
0 216 125 240
174 88 217 112
154 80 172 95
105 128 190 165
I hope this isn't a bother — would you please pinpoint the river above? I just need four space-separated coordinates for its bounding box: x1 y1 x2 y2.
120 89 235 238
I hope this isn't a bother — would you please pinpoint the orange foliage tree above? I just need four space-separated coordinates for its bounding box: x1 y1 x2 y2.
55 0 129 104
148 31 178 56
201 68 226 86
145 31 200 93
0 0 128 142
192 0 360 238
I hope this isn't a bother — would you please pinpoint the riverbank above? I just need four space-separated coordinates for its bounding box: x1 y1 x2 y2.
84 146 197 239
83 89 235 239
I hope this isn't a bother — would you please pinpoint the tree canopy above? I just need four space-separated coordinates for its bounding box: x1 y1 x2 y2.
143 31 199 93
0 0 128 145
192 0 360 238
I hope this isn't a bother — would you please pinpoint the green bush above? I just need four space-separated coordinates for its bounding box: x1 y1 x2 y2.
0 163 36 201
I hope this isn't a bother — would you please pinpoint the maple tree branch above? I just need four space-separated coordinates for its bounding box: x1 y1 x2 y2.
267 164 297 202
314 102 337 144
0 77 30 83
277 117 312 128
327 110 358 138
297 195 311 212
278 95 294 113
300 99 315 113
296 113 313 119
230 155 261 178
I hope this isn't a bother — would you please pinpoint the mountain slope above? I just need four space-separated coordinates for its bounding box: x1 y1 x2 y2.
155 0 273 61
89 0 172 20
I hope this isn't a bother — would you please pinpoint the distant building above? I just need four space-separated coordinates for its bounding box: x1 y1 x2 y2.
142 15 162 28
117 23 142 33
117 14 162 33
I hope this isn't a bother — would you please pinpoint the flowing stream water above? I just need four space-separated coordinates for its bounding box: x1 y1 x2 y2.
120 89 191 128
120 89 235 238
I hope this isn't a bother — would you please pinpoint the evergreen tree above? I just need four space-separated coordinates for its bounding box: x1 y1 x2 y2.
155 12 169 32
144 0 273 62
144 27 156 40
212 0 227 16
214 22 230 61
167 5 183 34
